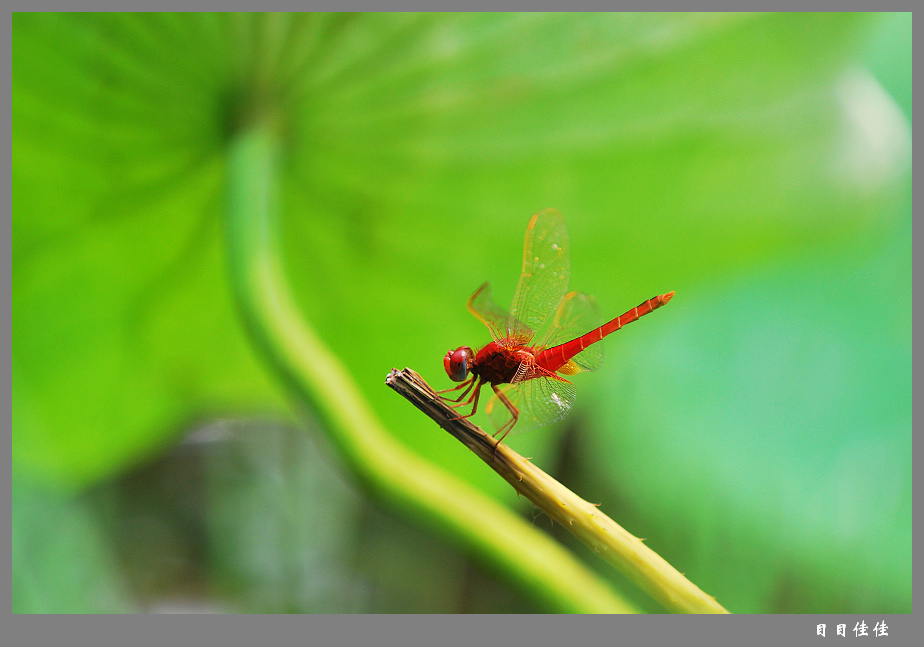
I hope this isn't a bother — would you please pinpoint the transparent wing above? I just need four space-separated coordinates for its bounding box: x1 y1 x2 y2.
508 208 570 345
537 290 605 373
485 373 576 438
466 282 530 345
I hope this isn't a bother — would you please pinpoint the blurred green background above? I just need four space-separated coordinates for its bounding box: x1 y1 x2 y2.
12 13 911 613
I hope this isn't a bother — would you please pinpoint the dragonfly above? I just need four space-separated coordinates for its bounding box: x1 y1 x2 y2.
440 208 674 444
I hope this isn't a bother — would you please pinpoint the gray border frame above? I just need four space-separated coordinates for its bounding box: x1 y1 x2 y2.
6 9 916 647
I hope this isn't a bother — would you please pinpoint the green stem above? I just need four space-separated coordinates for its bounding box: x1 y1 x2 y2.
224 119 639 614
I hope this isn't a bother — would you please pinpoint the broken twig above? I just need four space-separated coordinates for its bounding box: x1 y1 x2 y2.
386 367 729 614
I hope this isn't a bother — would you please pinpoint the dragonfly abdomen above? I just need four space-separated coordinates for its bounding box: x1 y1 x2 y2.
538 291 675 372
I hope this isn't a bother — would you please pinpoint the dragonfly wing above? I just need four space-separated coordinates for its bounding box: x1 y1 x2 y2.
508 208 570 344
466 282 531 344
538 290 605 373
486 373 576 438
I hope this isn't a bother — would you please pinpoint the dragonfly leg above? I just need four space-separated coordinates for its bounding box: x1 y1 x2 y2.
490 383 520 445
436 380 470 394
446 378 483 422
444 385 478 410
437 376 476 404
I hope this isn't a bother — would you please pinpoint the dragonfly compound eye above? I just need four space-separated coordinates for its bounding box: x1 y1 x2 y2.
444 346 473 382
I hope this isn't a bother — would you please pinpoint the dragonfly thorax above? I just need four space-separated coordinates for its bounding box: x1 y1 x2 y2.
473 341 532 385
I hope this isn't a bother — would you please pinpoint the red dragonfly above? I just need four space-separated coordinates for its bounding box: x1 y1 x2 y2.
440 208 674 443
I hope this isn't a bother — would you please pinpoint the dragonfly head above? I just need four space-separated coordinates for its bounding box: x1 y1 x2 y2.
444 346 475 382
